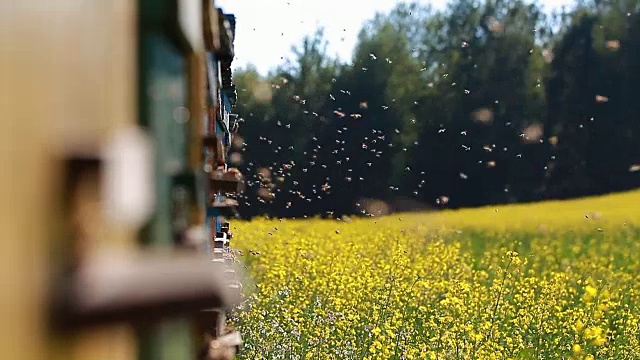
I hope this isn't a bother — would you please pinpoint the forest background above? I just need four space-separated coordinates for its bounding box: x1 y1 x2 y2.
228 0 640 218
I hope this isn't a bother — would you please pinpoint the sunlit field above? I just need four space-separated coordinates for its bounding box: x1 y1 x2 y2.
230 190 640 359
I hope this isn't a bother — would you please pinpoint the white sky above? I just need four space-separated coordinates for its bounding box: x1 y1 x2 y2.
216 0 576 75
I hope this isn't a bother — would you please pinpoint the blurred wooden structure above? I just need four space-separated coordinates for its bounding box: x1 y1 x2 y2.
0 1 242 359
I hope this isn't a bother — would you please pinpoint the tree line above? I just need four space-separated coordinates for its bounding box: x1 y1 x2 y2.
230 0 640 218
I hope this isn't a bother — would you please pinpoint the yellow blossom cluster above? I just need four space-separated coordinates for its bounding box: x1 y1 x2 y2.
230 190 640 359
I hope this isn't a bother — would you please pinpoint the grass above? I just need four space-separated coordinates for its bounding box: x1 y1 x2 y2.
230 190 640 359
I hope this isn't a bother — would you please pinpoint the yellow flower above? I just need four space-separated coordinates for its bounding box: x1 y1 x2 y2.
592 336 607 346
584 326 603 339
573 344 582 354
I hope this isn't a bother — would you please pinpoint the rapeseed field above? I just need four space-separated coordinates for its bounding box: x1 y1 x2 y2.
230 190 640 359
